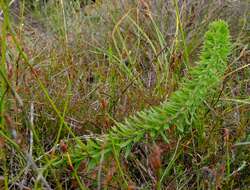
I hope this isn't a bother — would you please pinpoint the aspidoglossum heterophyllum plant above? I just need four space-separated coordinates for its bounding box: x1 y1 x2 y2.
55 20 232 170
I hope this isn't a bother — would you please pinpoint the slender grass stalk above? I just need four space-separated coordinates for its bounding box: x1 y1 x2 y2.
173 0 189 68
159 137 181 187
0 0 8 126
149 15 170 95
226 140 231 177
54 0 73 147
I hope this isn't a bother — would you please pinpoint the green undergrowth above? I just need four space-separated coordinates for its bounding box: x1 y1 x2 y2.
0 1 249 189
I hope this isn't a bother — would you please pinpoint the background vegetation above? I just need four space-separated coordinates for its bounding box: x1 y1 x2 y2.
0 0 249 189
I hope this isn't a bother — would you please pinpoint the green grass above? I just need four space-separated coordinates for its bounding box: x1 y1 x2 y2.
0 0 249 189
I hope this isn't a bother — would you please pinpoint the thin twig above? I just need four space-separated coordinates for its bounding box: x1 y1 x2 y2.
25 153 53 190
29 102 34 155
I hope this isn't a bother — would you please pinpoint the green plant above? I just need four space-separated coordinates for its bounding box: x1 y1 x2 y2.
1 0 250 187
55 20 232 172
